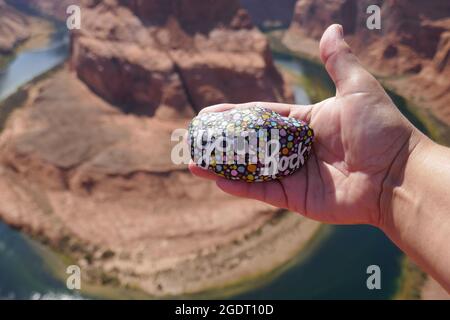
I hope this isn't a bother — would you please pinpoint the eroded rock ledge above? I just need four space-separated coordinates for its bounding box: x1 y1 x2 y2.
70 0 292 118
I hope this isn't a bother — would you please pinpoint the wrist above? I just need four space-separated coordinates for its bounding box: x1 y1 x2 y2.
378 129 430 235
379 132 450 290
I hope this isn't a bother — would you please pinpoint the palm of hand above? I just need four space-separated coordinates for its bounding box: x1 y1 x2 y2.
278 91 413 225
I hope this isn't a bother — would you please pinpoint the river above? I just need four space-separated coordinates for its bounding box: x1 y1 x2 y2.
1 27 426 300
0 25 78 300
0 28 69 101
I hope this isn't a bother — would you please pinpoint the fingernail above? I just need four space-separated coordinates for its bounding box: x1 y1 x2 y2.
336 24 344 39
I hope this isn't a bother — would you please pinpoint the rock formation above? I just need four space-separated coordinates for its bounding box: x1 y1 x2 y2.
0 0 30 54
0 0 318 297
240 0 298 29
70 0 291 117
284 0 450 127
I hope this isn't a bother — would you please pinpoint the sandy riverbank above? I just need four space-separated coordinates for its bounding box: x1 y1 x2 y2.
0 13 55 69
15 16 54 52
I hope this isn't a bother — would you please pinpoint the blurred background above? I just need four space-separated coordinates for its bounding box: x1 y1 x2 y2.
0 0 448 300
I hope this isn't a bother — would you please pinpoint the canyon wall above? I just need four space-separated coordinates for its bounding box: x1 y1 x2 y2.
284 0 450 127
70 0 291 117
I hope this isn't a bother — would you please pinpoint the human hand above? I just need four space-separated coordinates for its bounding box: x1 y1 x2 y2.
189 24 425 228
189 25 450 290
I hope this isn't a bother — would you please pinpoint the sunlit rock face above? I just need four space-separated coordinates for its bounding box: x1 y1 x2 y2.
70 0 292 118
285 0 450 126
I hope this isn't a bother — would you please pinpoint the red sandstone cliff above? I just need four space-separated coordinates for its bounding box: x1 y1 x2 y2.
284 0 450 128
0 0 315 297
70 0 291 117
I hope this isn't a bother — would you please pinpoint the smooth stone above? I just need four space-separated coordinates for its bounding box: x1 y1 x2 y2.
188 106 314 182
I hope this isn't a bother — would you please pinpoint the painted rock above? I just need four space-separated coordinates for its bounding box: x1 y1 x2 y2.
188 106 314 182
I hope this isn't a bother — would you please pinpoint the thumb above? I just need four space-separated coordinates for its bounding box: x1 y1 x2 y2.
319 24 381 96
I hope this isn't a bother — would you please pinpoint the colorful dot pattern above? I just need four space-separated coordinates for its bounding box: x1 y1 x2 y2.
188 106 314 182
